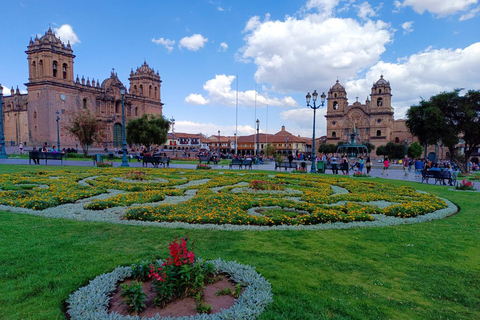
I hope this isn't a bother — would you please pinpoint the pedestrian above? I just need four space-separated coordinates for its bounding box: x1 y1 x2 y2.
31 147 40 164
381 158 389 176
403 156 409 176
366 156 372 174
19 142 24 153
414 158 423 177
358 157 364 173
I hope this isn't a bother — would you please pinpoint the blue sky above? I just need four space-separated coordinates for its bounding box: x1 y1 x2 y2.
1 0 479 138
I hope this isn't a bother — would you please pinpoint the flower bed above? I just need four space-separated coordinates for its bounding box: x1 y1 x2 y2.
67 237 273 320
0 168 455 228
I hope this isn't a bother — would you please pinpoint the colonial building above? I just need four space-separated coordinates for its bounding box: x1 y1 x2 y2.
1 28 163 149
325 76 413 150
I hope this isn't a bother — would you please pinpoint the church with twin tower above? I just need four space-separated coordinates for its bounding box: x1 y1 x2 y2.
1 28 163 149
324 76 410 150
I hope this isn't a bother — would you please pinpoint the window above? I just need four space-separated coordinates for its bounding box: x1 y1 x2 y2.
377 118 382 123
83 98 87 109
379 89 382 94
33 111 37 119
32 62 36 78
62 63 67 79
332 121 336 125
133 85 137 94
332 131 336 138
53 61 58 77
134 107 138 116
154 87 157 99
39 60 44 76
395 137 400 143
115 101 121 113
377 98 383 106
334 93 337 98
149 85 152 98
376 130 382 137
139 85 143 95
333 101 338 110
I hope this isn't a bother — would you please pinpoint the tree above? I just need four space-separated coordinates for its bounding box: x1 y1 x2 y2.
263 143 276 158
126 114 170 149
376 143 404 160
406 89 480 172
64 110 105 156
321 143 337 154
363 142 375 153
407 142 423 159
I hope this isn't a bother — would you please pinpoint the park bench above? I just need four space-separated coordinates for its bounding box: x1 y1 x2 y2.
143 156 170 168
275 161 297 171
29 151 64 165
421 169 456 185
198 155 218 164
229 159 253 170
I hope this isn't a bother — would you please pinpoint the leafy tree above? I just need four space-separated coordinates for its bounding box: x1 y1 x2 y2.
376 143 404 160
320 143 337 154
407 142 423 159
406 89 480 172
64 110 105 156
376 145 386 157
363 142 375 153
126 114 170 149
263 143 276 158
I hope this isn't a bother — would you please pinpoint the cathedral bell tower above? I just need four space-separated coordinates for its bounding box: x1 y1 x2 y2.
128 61 162 102
25 27 75 84
325 80 348 142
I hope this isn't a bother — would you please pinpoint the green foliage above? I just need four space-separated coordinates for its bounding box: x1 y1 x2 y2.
126 114 170 148
363 141 375 153
406 89 480 172
377 142 405 160
119 281 147 314
233 283 242 299
215 288 232 296
322 143 337 154
63 110 105 156
131 260 155 282
408 142 424 159
263 143 276 157
195 300 212 314
196 164 212 170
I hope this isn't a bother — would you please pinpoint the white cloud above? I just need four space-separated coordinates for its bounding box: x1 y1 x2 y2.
345 42 480 119
280 107 328 137
459 5 480 20
54 24 80 45
185 93 208 105
219 42 228 52
398 0 478 17
401 21 414 34
175 120 255 137
179 34 208 51
304 0 340 17
240 14 392 93
355 2 377 20
185 74 299 108
152 37 175 52
1 85 26 95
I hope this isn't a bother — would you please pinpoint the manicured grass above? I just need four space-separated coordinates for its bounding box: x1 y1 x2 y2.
0 165 479 319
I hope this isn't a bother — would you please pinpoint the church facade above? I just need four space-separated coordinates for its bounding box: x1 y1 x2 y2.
1 28 163 149
324 76 412 150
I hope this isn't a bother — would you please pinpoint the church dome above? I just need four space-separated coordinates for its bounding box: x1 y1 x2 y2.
374 75 390 87
39 28 62 45
331 80 345 91
135 61 155 75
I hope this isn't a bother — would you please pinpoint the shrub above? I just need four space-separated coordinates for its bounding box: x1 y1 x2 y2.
456 179 476 191
196 164 212 170
96 161 113 167
125 170 147 181
119 281 147 314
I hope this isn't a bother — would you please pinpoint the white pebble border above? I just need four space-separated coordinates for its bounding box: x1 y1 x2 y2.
66 259 273 320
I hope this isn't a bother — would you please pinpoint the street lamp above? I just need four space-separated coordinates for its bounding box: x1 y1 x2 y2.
170 116 176 157
56 110 61 151
306 90 326 173
234 133 237 156
286 137 289 155
256 119 260 164
120 88 129 167
218 130 221 154
0 85 7 158
404 139 408 157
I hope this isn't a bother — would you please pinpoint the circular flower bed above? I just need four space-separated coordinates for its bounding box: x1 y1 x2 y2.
67 259 273 320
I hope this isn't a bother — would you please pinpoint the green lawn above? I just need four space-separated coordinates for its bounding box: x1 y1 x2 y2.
0 165 478 320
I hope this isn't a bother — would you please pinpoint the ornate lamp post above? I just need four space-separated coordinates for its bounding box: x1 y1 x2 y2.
306 90 326 173
218 130 221 154
286 137 289 155
0 85 7 158
120 88 129 167
55 110 61 151
256 119 260 164
404 139 408 157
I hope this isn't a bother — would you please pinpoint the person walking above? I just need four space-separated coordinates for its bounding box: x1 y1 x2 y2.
358 157 365 173
414 158 424 177
381 158 389 176
403 156 409 176
366 156 372 174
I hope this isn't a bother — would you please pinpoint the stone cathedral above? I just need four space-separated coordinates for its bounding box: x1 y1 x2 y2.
1 28 163 149
324 76 410 150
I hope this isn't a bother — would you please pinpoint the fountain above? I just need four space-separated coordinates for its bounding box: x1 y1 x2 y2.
336 125 369 159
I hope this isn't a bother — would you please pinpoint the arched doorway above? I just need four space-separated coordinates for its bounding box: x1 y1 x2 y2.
113 123 122 148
